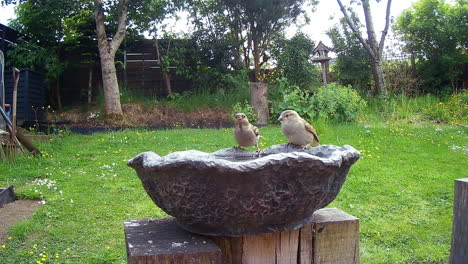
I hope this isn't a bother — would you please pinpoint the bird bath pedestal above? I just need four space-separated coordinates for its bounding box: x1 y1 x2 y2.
126 144 361 263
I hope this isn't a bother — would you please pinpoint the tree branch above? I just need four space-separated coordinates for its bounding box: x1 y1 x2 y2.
94 0 110 52
379 0 392 57
110 0 129 55
336 0 375 60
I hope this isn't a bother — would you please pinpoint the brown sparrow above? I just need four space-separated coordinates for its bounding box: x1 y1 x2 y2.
278 110 320 147
233 113 260 151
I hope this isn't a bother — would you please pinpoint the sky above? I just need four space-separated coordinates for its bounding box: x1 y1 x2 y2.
0 0 418 47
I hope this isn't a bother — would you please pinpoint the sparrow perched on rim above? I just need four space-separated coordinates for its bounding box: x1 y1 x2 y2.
278 110 320 148
233 113 260 152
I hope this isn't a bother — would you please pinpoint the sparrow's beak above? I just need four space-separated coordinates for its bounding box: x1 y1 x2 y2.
278 116 283 122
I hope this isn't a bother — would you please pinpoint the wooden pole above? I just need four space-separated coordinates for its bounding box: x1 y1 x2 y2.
88 67 93 104
450 178 468 264
321 62 327 86
11 68 20 140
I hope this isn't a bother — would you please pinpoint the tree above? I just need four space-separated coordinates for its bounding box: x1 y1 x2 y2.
394 0 468 93
187 0 316 124
336 0 393 98
272 33 320 89
3 0 177 114
5 0 84 109
327 23 373 93
93 0 130 118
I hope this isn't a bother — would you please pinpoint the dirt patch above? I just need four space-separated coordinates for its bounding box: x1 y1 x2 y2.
0 200 41 244
46 103 233 130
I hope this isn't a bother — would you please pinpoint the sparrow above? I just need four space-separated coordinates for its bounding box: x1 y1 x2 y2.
278 110 320 148
233 113 260 152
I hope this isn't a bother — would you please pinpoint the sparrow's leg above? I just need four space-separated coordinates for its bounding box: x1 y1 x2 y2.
255 143 262 156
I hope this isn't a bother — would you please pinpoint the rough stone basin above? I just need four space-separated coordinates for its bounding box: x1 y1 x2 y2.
127 144 360 236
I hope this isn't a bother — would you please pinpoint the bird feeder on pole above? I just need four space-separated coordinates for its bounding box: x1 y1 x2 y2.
312 41 332 86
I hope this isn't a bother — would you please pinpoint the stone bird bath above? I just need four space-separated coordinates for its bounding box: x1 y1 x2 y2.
128 144 360 236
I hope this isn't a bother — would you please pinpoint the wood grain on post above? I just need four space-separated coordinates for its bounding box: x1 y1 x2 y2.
450 178 468 264
211 208 359 264
124 218 222 264
311 208 360 264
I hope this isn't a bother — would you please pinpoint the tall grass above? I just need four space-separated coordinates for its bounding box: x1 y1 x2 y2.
361 92 467 125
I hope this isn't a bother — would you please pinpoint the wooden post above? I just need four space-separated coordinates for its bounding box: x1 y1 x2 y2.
311 208 360 264
125 208 359 264
320 62 327 86
211 208 359 264
250 82 269 126
450 178 468 264
124 218 222 264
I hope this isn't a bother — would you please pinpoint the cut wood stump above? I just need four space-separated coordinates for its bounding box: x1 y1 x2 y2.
450 178 468 264
124 208 360 264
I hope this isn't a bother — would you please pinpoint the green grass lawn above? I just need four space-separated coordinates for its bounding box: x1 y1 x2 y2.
0 122 466 263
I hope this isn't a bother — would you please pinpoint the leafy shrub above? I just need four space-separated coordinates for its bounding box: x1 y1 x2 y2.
271 78 313 121
423 91 468 124
272 33 321 89
271 81 366 123
232 100 257 122
383 60 422 96
311 83 367 122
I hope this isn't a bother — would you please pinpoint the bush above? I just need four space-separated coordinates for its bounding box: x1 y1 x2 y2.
271 81 366 123
232 100 257 122
271 78 313 121
423 90 468 124
311 83 367 122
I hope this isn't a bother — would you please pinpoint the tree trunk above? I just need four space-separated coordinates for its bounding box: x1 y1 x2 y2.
94 0 128 118
98 51 123 117
162 71 172 95
250 82 269 126
55 79 62 110
371 58 386 98
336 0 392 98
253 38 260 82
155 38 173 95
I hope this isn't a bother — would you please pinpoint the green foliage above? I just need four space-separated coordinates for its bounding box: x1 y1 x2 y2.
327 25 373 93
186 0 317 81
423 91 468 124
272 81 366 123
311 83 367 122
383 60 421 96
192 68 249 96
271 78 313 120
363 92 467 125
395 0 468 92
272 33 321 89
232 100 257 122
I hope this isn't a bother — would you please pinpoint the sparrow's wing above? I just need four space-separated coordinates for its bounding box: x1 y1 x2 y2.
251 125 260 137
304 121 320 146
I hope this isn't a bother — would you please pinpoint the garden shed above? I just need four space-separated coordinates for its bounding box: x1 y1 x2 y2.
4 69 46 124
0 23 19 58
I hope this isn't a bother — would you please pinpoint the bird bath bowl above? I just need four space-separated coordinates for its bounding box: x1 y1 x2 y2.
127 144 360 236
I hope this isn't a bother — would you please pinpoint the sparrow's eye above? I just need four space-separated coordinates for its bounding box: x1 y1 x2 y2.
285 114 289 117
